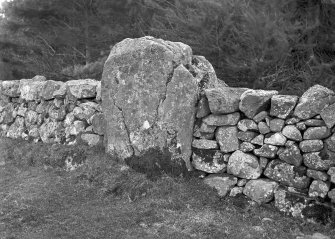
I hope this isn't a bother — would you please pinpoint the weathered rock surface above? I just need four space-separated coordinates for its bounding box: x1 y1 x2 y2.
227 150 262 179
19 78 46 101
264 132 287 146
102 37 219 170
320 103 335 129
237 131 258 142
1 80 20 97
303 126 331 140
303 152 335 171
258 121 270 134
253 111 268 123
243 179 278 204
304 119 326 127
216 126 239 153
254 144 278 158
239 89 278 119
192 149 226 173
204 174 237 197
205 87 248 114
307 169 329 181
328 167 335 184
269 118 285 132
40 80 64 100
325 133 335 152
329 189 335 203
237 119 258 132
264 160 311 189
91 113 105 135
250 134 264 146
277 143 303 166
67 79 98 99
282 125 302 141
81 133 102 147
299 140 324 153
202 112 240 126
270 95 298 119
196 96 211 118
294 85 335 120
308 180 330 198
239 142 255 152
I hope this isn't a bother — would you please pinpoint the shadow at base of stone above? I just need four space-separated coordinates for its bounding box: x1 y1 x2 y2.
124 147 190 181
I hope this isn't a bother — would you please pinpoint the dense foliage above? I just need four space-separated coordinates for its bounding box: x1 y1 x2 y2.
0 0 334 94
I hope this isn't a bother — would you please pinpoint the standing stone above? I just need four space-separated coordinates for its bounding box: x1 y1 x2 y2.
237 131 258 142
264 132 287 146
202 112 240 126
192 149 226 173
102 37 220 170
303 152 335 171
237 119 258 132
258 121 270 134
277 143 303 166
192 139 218 149
320 103 335 129
196 96 211 118
269 118 285 132
264 160 311 189
254 144 278 158
205 87 248 114
227 150 262 179
327 167 335 184
203 174 237 197
303 126 331 140
243 179 278 204
239 89 278 119
308 180 330 198
216 126 239 153
294 85 334 120
299 140 323 153
282 125 302 141
306 169 329 181
270 95 298 119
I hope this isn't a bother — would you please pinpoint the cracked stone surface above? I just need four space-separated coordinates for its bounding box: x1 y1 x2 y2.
102 36 222 170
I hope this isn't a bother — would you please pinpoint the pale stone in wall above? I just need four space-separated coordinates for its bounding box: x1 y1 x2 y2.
216 126 239 152
66 79 98 99
19 77 46 101
1 80 20 97
40 80 65 100
270 95 298 119
227 150 262 179
243 179 278 204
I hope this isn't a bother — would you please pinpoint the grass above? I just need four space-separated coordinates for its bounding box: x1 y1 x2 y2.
0 138 334 239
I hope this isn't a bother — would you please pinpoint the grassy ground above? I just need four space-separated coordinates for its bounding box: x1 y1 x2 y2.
0 138 334 239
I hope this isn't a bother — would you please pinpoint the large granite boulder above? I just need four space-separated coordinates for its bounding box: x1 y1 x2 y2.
102 37 223 170
294 85 335 120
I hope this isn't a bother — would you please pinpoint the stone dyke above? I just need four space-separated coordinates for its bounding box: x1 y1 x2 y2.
1 36 335 223
0 76 105 146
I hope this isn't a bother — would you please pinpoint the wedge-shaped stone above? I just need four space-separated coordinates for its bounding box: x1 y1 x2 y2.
1 80 20 97
203 112 240 126
227 150 262 179
205 87 248 114
196 96 211 118
270 95 298 119
264 132 287 146
264 160 311 189
282 125 302 141
239 89 278 119
216 126 239 153
294 85 335 120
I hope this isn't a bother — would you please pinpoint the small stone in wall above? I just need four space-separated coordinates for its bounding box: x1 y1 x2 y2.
294 84 335 120
237 119 258 132
81 133 101 147
258 122 270 134
203 174 237 197
216 126 239 153
320 103 335 129
202 112 240 126
39 120 63 143
264 160 311 189
253 144 278 158
192 149 226 173
239 142 255 152
227 150 262 179
296 122 307 131
253 111 268 123
198 122 217 133
205 87 248 114
327 167 335 184
237 131 258 142
303 126 331 140
239 89 278 119
65 120 86 137
306 169 328 181
193 130 214 140
66 79 98 99
17 104 27 117
270 95 298 119
229 187 244 197
304 119 326 127
282 125 302 141
325 133 335 152
303 152 334 171
250 134 264 146
196 96 211 118
237 178 247 187
277 143 303 166
95 81 101 101
285 117 301 125
308 180 330 198
192 139 218 149
40 80 64 100
6 117 25 139
299 140 323 153
264 132 286 146
259 157 269 169
269 118 285 132
328 189 335 203
243 179 278 204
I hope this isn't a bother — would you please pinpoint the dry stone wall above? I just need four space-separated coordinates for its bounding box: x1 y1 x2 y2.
0 76 105 146
193 84 335 219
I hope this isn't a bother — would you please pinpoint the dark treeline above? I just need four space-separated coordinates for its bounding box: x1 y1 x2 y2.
0 0 334 94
